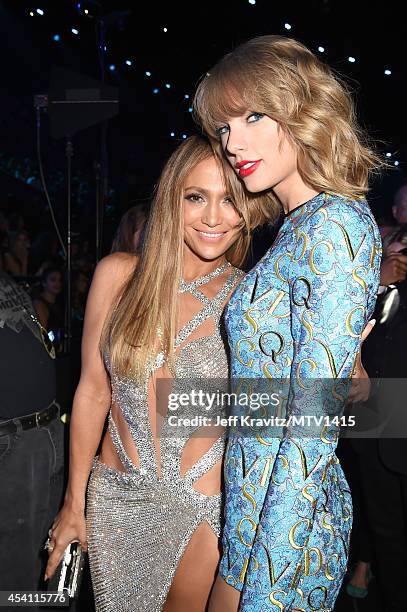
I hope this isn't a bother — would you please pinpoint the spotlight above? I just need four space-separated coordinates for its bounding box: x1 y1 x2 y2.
170 132 175 137
248 0 256 4
386 152 392 158
188 107 193 112
182 134 187 139
53 34 60 41
145 71 152 77
71 28 79 35
125 60 132 66
284 23 292 30
394 161 400 166
165 83 171 89
29 11 34 16
384 69 392 75
184 94 190 99
348 56 356 63
153 88 159 94
163 27 168 32
36 8 44 16
318 46 325 53
109 64 115 71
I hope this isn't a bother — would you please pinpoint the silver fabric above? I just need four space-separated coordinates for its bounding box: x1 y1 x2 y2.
86 266 243 611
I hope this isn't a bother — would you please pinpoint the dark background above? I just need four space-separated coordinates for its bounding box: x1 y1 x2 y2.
0 0 406 253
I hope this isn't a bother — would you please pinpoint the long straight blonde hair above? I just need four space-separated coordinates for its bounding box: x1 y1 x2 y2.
104 135 273 381
194 35 384 217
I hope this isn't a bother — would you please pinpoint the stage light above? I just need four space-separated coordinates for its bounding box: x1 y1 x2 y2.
318 46 325 52
145 71 152 77
170 132 175 137
384 69 392 75
53 34 60 41
284 23 292 30
386 152 392 157
394 161 400 166
248 0 256 5
163 27 168 32
182 134 187 139
125 60 132 66
165 83 171 89
109 65 116 72
153 88 159 94
348 56 356 63
84 9 89 14
188 107 193 112
36 8 44 16
184 94 190 99
29 11 34 16
71 28 79 35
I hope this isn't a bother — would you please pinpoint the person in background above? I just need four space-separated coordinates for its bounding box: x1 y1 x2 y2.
33 266 64 330
3 229 30 277
110 204 148 255
356 182 407 612
0 269 64 603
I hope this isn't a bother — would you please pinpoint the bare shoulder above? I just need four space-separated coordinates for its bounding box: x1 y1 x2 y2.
94 252 138 289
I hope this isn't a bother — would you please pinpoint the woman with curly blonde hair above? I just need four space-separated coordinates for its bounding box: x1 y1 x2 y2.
194 35 383 611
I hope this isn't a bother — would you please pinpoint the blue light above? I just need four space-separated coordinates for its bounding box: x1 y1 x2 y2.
284 23 292 30
348 56 356 63
165 83 171 89
125 60 132 66
188 107 193 113
318 46 325 53
71 28 79 35
53 34 60 42
109 64 116 72
184 94 190 99
394 161 400 166
145 71 152 77
384 69 392 75
182 134 187 139
36 8 44 15
170 132 175 137
153 88 159 94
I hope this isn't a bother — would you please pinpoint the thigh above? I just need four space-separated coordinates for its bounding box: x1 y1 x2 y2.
208 575 240 612
164 522 220 612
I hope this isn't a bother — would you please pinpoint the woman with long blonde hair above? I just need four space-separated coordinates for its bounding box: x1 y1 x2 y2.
193 35 382 611
42 134 272 611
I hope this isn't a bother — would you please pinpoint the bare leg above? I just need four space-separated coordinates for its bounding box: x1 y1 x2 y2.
208 575 240 612
163 522 220 612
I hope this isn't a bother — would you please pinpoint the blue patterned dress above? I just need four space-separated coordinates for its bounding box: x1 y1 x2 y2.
219 192 381 611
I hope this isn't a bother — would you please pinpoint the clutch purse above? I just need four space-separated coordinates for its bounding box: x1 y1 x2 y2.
47 542 86 599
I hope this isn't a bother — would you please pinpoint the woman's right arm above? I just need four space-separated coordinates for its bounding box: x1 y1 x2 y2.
45 252 136 580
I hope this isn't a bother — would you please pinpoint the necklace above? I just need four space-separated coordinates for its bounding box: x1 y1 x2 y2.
179 261 231 293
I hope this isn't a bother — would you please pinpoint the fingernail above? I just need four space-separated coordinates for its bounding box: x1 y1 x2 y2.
369 319 376 326
44 575 48 581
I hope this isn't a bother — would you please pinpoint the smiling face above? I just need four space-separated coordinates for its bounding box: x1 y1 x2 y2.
183 156 243 264
216 113 299 196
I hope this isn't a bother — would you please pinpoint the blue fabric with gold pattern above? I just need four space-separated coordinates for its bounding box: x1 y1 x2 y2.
219 192 381 611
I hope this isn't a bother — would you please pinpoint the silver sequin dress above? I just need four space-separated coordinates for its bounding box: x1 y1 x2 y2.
86 265 243 612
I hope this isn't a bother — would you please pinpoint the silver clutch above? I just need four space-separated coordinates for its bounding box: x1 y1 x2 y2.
47 542 86 599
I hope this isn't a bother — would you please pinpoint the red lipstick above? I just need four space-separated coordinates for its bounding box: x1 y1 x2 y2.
235 160 261 177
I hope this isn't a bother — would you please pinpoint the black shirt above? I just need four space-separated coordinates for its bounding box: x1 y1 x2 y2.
0 273 56 419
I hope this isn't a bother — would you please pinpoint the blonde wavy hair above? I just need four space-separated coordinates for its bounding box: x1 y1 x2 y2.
194 35 384 215
104 135 273 381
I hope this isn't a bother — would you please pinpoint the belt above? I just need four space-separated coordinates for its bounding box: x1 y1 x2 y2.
0 401 60 436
